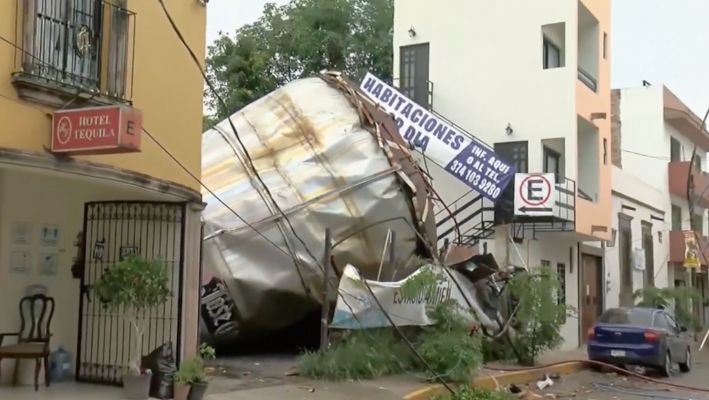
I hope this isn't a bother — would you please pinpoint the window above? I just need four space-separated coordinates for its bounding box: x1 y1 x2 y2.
603 32 608 59
400 44 430 109
642 221 654 287
541 260 551 267
556 263 566 305
496 141 528 174
672 205 682 231
603 138 608 165
664 313 680 333
15 0 134 103
671 137 681 162
543 37 562 69
543 146 561 182
542 23 565 69
653 313 669 330
694 154 702 172
599 308 653 326
494 141 528 224
692 212 704 234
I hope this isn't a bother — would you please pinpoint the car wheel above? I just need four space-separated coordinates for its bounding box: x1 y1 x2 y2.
679 348 692 373
661 351 673 377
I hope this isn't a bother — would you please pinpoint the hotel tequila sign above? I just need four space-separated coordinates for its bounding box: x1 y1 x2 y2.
51 105 143 154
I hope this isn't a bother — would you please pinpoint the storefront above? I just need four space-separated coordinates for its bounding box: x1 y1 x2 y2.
0 107 202 386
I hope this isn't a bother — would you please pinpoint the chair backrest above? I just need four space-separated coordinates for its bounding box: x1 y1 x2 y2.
18 294 55 342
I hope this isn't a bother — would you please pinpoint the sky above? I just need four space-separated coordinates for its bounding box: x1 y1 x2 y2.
206 0 709 117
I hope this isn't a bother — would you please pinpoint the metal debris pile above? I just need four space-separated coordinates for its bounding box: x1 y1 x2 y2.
199 71 513 347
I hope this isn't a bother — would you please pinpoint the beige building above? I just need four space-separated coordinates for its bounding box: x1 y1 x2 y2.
393 0 612 348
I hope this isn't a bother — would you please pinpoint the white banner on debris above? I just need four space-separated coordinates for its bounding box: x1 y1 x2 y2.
359 72 515 201
330 264 481 329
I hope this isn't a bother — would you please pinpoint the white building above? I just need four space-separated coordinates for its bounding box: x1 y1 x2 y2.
393 0 612 349
611 85 709 327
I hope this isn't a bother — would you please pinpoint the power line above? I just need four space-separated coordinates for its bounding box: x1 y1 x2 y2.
0 29 367 333
156 0 327 282
621 149 670 160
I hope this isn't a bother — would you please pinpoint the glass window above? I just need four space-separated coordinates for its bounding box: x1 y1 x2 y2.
556 263 566 305
543 37 561 69
598 308 654 326
671 137 681 162
672 205 682 231
653 312 669 329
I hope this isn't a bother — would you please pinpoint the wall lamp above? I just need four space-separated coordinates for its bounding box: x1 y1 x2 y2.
408 27 417 38
505 123 514 135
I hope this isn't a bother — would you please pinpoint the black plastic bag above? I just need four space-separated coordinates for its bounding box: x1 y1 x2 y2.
141 342 177 399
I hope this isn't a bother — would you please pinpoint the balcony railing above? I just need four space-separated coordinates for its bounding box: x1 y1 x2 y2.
668 161 709 208
13 0 136 103
577 66 597 92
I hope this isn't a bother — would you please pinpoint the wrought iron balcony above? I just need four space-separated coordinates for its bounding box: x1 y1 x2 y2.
12 0 136 106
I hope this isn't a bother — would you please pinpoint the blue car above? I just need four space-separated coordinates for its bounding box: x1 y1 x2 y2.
587 307 692 376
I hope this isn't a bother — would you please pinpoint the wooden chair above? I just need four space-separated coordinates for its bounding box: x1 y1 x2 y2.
0 294 55 391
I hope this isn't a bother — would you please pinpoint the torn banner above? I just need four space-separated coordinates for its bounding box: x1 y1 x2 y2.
331 264 499 331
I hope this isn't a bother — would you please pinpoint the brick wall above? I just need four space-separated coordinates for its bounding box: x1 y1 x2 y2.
611 89 622 168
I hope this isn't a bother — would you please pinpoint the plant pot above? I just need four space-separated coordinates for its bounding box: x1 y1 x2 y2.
123 374 151 400
174 383 191 400
188 383 208 400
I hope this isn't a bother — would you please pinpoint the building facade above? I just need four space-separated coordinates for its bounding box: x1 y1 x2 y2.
0 0 205 386
393 0 612 349
612 85 709 327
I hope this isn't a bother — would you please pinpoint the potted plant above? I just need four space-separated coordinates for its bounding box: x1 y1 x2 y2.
95 257 170 400
175 344 216 400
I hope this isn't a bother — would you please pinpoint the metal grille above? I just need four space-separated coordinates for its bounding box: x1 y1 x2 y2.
14 0 136 101
76 202 186 385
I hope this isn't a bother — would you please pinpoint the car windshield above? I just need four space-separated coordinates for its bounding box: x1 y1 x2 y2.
597 308 654 326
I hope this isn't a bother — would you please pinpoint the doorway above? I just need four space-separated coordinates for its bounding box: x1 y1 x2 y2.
581 253 603 343
76 201 187 385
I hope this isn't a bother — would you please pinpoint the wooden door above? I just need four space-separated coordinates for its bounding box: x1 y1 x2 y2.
581 254 603 342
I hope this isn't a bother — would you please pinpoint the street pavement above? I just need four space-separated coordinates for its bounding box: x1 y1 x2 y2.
526 347 709 400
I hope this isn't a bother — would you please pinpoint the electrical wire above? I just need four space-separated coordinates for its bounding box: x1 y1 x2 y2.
359 274 455 394
157 0 331 290
622 149 671 160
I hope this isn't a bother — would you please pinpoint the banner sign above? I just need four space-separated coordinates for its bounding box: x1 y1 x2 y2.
331 264 479 329
683 231 701 269
360 72 515 201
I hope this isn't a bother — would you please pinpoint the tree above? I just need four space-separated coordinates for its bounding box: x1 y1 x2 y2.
95 257 171 375
204 0 394 125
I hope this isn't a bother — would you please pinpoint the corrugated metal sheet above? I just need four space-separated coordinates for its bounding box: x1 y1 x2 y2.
200 73 436 342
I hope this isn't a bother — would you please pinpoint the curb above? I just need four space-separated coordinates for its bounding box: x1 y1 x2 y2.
403 361 587 400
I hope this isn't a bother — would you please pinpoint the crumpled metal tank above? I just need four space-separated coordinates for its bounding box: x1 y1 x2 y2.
200 72 436 344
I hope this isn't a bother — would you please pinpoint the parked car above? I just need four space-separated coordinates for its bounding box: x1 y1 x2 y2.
587 307 692 376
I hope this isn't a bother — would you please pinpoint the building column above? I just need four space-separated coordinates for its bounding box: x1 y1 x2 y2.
180 201 205 360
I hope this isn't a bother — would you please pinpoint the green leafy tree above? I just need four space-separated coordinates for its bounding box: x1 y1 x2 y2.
507 267 569 365
634 286 703 332
95 257 171 374
204 0 394 125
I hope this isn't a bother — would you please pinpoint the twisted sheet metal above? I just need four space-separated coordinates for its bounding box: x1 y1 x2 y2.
200 73 436 342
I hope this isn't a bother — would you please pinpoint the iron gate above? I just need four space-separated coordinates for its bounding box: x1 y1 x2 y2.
76 201 186 385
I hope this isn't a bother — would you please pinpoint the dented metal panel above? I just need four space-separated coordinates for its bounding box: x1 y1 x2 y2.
200 74 436 343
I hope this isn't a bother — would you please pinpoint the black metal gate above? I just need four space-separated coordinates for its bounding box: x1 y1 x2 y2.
76 201 186 385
